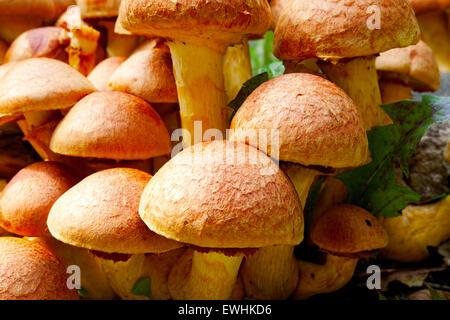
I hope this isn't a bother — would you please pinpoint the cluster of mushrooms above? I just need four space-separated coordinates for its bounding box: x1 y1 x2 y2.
0 0 449 300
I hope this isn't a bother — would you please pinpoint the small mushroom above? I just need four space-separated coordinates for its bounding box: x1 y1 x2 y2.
87 56 126 91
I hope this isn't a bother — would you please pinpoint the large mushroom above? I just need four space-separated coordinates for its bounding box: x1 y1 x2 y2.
116 0 271 147
274 0 420 131
229 73 368 299
139 140 303 300
47 168 184 300
376 40 440 104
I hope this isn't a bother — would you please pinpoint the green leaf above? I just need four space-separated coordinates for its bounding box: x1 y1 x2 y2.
424 282 446 300
249 31 284 78
336 95 450 217
78 287 93 299
228 72 269 121
131 277 153 299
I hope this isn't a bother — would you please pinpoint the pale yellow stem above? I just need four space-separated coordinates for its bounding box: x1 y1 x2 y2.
418 11 450 72
379 81 413 105
97 20 139 58
168 41 227 147
223 40 252 103
281 163 320 209
321 56 393 131
168 248 243 300
241 245 298 299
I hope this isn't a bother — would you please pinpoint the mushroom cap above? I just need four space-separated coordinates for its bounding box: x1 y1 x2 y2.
47 168 183 254
76 0 121 18
116 0 272 51
376 40 440 92
408 0 450 14
270 0 289 30
108 39 178 103
4 27 69 64
87 56 126 91
0 38 7 64
229 73 369 168
49 91 172 160
310 204 388 255
0 237 79 300
139 140 303 249
274 0 420 61
0 161 78 237
0 0 75 20
0 58 95 118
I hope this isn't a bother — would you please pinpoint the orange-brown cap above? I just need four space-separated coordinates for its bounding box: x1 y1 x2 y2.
229 73 369 168
270 0 288 30
376 40 440 92
0 38 6 64
408 0 450 14
108 39 178 103
0 161 78 236
139 140 303 249
116 0 272 51
0 0 75 21
310 204 388 255
49 91 172 160
47 168 183 254
87 56 126 90
0 237 79 300
0 58 95 118
77 0 122 18
274 0 420 61
4 27 69 64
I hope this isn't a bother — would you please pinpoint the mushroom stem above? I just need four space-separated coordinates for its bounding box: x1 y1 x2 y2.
223 40 252 103
379 81 413 105
241 245 298 299
98 21 139 58
418 12 450 72
283 59 322 76
168 41 227 147
281 163 320 209
320 56 392 131
168 248 243 300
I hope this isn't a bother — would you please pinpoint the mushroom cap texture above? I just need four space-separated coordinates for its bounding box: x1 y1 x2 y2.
310 204 389 254
139 140 304 249
376 40 440 92
49 91 172 160
408 0 450 14
0 237 79 300
0 58 95 117
108 39 178 103
0 0 74 20
87 56 126 91
270 0 289 29
0 161 78 237
274 0 420 61
77 0 122 18
4 27 69 64
47 168 183 254
229 73 369 168
116 0 272 51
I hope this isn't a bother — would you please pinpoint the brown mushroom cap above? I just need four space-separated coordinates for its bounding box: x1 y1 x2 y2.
0 161 78 236
76 0 121 18
139 140 303 249
269 0 289 30
376 40 440 92
0 0 75 21
0 58 95 118
0 237 79 300
408 0 450 14
230 73 369 168
4 27 69 64
87 56 126 91
0 38 7 64
310 204 388 255
108 39 178 103
47 168 183 254
116 0 272 51
49 91 172 160
274 0 420 61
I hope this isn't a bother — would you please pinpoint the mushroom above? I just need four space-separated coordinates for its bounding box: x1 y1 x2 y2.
229 73 368 299
4 27 70 64
116 0 271 147
269 0 289 30
0 58 95 160
0 38 6 64
139 140 303 300
87 56 126 90
47 168 184 300
49 91 171 173
274 0 420 130
376 40 440 104
0 236 79 300
409 0 450 71
381 195 450 262
0 161 78 236
294 204 388 299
